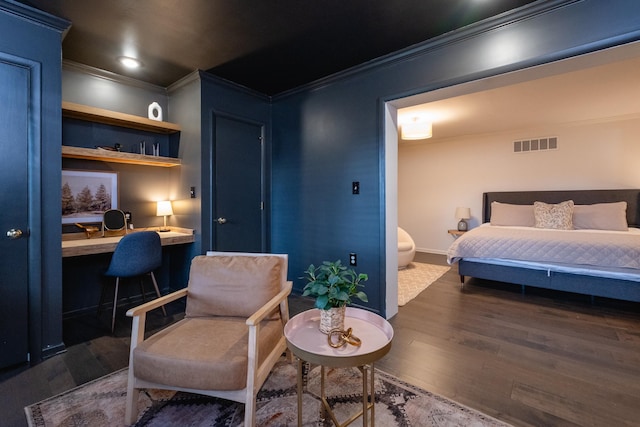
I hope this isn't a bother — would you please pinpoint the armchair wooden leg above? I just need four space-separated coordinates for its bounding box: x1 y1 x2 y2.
124 381 140 425
244 393 256 427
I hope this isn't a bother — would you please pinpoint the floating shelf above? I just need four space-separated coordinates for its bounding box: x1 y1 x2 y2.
62 146 181 167
62 101 181 134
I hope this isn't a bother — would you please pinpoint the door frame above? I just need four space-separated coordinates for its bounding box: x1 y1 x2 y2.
205 109 268 252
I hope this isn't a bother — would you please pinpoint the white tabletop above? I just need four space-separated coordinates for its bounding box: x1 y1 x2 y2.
284 307 393 367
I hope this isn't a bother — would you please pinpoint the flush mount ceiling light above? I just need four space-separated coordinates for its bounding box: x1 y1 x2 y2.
117 56 142 69
401 118 432 140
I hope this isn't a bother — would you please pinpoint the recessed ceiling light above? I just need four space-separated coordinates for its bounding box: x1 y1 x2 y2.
117 56 142 69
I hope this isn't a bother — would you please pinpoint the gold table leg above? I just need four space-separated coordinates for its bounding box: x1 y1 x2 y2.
317 364 376 427
370 363 375 426
362 364 368 426
297 357 303 427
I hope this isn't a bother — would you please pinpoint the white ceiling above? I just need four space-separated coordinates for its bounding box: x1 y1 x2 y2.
397 41 640 143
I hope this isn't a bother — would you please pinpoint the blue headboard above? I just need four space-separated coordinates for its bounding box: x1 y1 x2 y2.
482 189 640 227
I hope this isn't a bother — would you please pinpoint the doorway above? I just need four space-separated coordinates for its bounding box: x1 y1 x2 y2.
384 41 640 317
210 113 266 253
0 59 30 369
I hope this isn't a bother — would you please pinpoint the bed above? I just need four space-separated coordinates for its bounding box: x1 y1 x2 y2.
447 189 640 302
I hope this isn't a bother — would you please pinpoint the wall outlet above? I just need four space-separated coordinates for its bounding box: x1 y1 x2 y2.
349 252 357 266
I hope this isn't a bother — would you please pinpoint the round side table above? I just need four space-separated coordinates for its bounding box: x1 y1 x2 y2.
284 307 393 426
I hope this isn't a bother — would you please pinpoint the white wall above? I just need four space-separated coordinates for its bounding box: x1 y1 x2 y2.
398 116 640 254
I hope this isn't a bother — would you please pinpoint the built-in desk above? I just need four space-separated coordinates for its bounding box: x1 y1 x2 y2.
62 227 195 257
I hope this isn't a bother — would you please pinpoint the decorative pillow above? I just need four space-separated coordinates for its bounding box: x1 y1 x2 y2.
534 200 574 229
185 255 283 318
573 202 628 231
490 202 535 227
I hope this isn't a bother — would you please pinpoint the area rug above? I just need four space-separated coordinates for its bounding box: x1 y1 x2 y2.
25 359 511 427
398 262 450 306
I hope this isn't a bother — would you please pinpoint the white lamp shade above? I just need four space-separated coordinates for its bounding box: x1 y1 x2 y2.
402 121 432 140
156 200 173 217
455 207 471 219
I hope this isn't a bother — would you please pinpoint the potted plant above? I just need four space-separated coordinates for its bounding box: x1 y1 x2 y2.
302 260 368 333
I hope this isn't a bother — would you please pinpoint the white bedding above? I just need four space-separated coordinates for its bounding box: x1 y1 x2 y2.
447 223 640 271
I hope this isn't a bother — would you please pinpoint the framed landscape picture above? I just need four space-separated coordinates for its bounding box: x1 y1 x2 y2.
62 170 118 224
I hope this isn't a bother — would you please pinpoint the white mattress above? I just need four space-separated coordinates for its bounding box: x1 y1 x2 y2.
448 224 640 269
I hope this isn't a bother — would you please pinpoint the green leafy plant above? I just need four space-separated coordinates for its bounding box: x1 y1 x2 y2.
302 260 368 310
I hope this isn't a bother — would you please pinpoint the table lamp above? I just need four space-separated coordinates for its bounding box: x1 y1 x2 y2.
156 200 173 232
455 207 471 231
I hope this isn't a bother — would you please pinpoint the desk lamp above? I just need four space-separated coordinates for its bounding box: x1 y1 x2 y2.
156 200 173 232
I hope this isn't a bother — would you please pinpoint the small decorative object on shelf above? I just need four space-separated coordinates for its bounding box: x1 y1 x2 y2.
147 102 163 121
75 223 99 239
95 144 121 152
302 260 368 334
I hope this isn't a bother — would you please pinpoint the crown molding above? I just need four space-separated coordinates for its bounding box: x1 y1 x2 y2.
166 70 201 93
0 0 70 33
196 70 271 101
273 0 577 100
63 60 168 95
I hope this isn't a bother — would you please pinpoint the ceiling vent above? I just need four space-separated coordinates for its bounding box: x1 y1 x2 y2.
513 136 557 153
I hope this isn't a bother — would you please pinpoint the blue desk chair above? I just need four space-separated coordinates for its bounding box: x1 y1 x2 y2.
100 231 167 332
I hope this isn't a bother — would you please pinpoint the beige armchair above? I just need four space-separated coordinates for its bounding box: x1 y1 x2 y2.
124 252 292 426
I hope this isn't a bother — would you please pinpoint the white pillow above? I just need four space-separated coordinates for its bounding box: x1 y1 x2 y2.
490 202 535 227
573 202 628 231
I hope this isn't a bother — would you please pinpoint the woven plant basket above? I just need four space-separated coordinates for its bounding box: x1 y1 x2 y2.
319 306 346 334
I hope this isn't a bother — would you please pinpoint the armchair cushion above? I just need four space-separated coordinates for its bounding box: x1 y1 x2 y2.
186 255 283 318
132 316 283 390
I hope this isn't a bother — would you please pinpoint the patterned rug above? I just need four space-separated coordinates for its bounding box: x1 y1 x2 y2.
398 262 450 306
25 359 511 427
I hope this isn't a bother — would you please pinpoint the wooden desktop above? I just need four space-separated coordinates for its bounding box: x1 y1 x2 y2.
62 227 195 257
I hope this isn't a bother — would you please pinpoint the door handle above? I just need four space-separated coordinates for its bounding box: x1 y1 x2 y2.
216 217 227 225
6 228 23 239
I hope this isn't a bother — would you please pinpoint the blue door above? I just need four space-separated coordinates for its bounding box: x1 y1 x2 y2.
213 115 264 252
0 60 29 368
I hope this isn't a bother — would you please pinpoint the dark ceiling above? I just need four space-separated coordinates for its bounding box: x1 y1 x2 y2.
18 0 537 95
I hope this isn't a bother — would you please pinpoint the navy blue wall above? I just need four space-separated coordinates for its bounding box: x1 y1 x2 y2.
271 0 640 316
6 0 640 361
0 1 69 360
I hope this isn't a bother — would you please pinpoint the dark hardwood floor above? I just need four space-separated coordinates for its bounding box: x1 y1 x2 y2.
2 254 640 426
380 253 640 427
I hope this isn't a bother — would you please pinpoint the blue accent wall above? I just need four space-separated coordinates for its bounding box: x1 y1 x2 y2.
271 0 640 316
5 0 640 362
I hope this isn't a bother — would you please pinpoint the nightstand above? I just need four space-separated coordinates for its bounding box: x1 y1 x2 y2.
448 229 467 238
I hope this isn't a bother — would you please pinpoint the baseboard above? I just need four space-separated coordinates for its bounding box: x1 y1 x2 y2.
415 248 447 255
